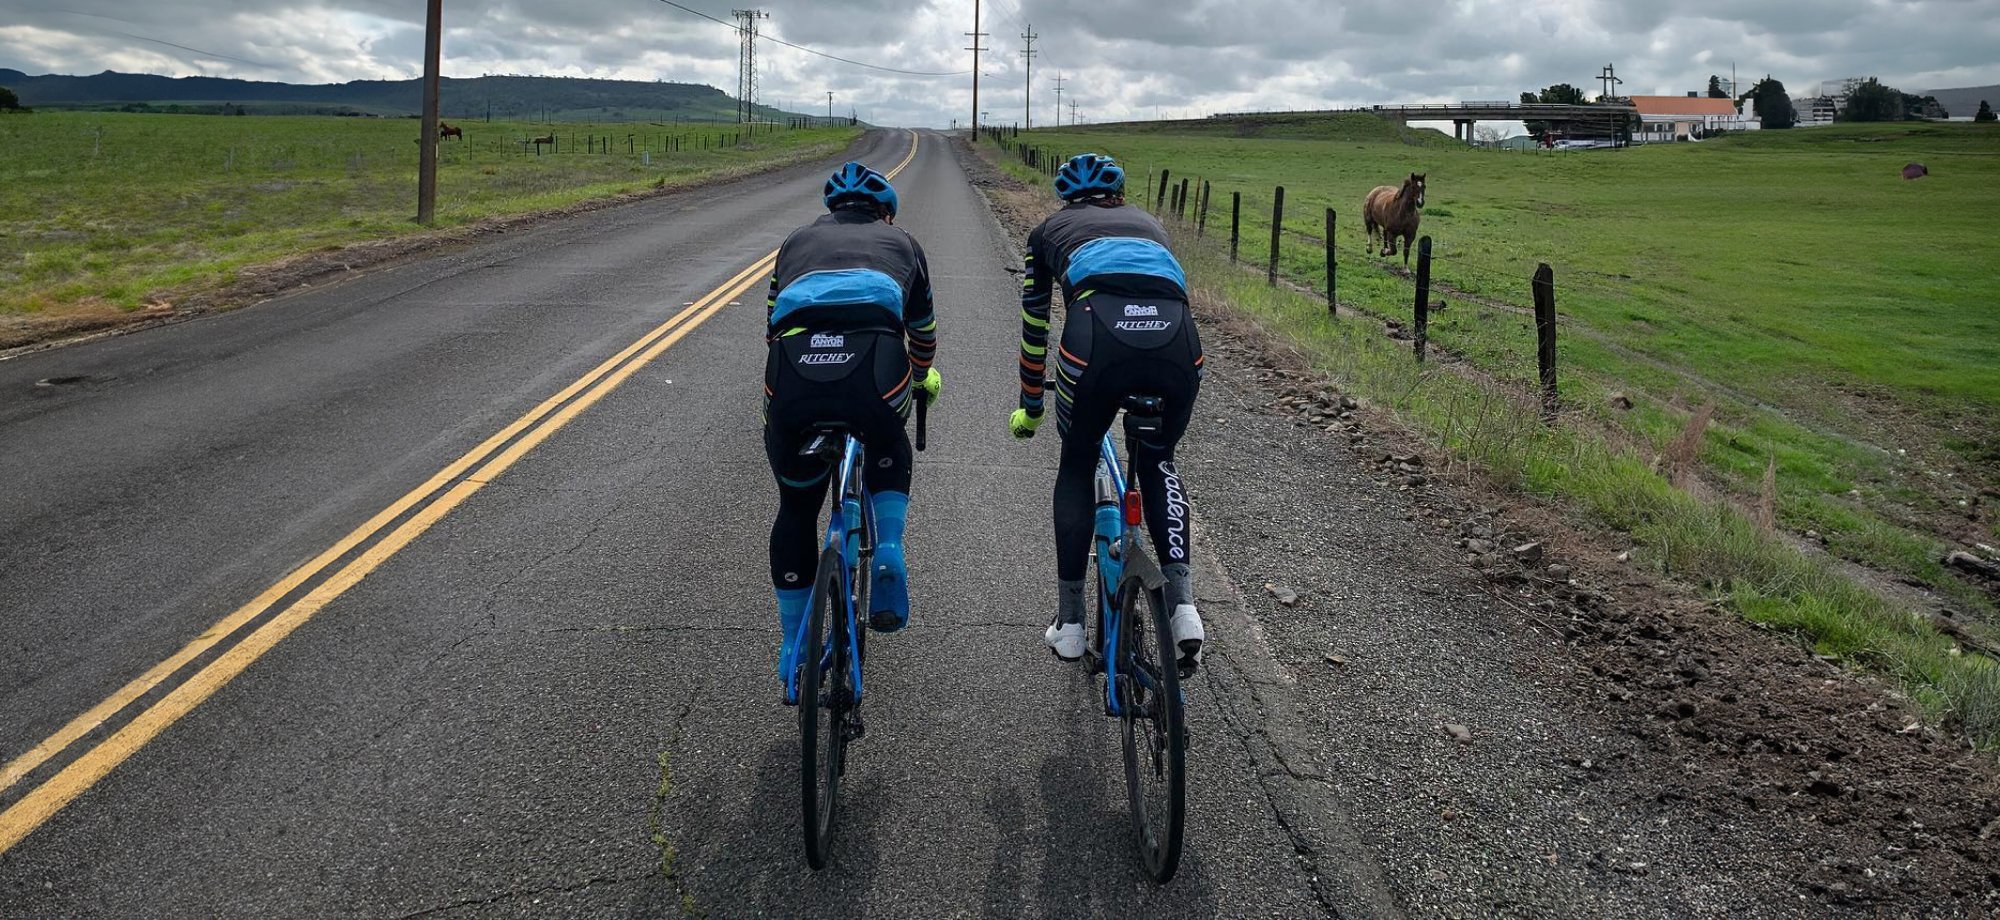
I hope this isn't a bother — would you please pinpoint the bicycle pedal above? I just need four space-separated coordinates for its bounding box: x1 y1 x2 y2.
844 713 867 742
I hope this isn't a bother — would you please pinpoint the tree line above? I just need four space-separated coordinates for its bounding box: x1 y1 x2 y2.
1515 74 1977 134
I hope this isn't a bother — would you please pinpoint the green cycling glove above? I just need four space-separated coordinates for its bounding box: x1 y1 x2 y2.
1009 407 1043 439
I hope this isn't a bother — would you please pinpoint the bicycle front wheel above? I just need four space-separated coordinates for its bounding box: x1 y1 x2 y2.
800 545 849 868
1116 575 1186 882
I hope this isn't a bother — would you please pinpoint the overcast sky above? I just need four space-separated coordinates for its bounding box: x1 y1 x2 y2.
4 0 1997 128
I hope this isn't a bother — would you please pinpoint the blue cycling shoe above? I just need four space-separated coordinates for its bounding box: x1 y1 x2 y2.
868 543 910 632
776 587 811 705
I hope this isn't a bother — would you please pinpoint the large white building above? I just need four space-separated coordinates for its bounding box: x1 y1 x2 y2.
1629 95 1760 142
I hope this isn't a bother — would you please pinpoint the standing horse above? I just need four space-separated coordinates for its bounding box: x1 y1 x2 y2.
438 121 464 141
1363 172 1426 267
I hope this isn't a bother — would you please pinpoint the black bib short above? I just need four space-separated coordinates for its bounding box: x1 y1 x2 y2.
1051 294 1203 582
762 327 913 588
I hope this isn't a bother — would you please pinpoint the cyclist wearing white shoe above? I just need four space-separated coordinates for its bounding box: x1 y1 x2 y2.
1011 153 1206 672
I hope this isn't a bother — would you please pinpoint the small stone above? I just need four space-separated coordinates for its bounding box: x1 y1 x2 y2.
1466 538 1496 554
1444 723 1472 743
1265 583 1301 606
1546 564 1572 580
1615 550 1630 563
1323 653 1348 667
1512 542 1545 565
1944 551 1998 577
1607 391 1634 411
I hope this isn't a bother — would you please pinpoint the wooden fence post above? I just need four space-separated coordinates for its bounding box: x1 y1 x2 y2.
1268 186 1285 285
1177 178 1190 221
1534 263 1558 419
1156 169 1171 212
1324 208 1336 315
1230 192 1241 263
1197 181 1211 237
1414 236 1432 361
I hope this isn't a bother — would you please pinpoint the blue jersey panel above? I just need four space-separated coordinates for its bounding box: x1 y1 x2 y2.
1062 237 1187 290
771 268 906 327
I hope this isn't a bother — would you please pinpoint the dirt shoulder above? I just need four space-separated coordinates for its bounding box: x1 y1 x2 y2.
960 137 1999 916
0 134 868 359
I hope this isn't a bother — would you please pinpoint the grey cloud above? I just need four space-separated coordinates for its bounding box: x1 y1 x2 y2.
2 0 1997 127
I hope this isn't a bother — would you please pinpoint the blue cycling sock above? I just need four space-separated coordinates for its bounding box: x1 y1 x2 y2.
873 490 909 548
869 491 910 630
776 587 812 692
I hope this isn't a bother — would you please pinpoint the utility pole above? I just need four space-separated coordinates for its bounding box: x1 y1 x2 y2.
965 0 988 133
1052 72 1066 127
1067 97 1079 126
733 9 769 123
1019 24 1037 130
417 0 441 224
826 90 834 124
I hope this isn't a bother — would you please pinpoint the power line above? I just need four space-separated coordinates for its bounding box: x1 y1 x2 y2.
648 0 970 77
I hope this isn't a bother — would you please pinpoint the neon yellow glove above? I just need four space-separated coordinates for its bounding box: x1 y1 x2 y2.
1009 408 1043 440
917 367 942 405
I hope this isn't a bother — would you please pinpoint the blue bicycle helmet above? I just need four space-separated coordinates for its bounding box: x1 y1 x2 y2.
1054 153 1125 201
823 161 898 217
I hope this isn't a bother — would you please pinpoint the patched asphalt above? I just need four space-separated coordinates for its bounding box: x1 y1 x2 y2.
0 131 1398 917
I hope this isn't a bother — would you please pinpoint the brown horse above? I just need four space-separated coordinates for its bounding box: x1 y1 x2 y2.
1363 172 1426 267
438 121 463 141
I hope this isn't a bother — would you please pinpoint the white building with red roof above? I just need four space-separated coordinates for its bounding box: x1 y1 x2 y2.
1628 95 1759 142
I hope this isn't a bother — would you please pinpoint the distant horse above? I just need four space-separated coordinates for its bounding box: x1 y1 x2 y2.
531 132 556 146
1364 172 1426 266
438 121 463 141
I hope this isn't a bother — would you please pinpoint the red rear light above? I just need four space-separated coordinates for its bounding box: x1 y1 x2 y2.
1123 489 1143 526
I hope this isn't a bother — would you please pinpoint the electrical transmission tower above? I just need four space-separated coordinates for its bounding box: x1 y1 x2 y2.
1052 72 1066 127
1067 97 1079 125
1019 25 1037 130
733 9 769 123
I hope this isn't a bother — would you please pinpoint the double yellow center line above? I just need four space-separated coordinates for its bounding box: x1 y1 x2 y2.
0 131 921 854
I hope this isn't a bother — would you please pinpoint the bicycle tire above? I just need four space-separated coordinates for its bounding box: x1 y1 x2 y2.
800 545 848 868
1117 574 1186 882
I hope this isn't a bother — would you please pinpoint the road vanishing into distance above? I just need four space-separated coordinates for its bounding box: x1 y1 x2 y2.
10 129 1976 918
0 130 1403 917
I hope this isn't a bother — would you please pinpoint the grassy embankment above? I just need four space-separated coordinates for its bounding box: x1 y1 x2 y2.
0 112 860 320
981 116 2000 750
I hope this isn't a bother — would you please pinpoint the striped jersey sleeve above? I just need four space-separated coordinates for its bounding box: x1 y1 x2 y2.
903 237 938 369
1018 228 1053 416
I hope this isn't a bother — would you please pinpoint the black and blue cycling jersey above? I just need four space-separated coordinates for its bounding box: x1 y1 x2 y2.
768 208 937 372
1017 201 1188 416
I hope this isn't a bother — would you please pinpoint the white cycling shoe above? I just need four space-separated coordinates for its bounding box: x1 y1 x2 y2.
1043 619 1088 660
1170 604 1206 672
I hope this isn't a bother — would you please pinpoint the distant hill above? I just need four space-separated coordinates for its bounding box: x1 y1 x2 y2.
0 69 807 123
1920 84 2000 118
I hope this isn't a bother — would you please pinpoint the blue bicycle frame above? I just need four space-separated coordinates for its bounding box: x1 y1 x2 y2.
781 433 873 704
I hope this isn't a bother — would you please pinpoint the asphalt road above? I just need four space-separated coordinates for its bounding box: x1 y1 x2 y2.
0 130 1396 917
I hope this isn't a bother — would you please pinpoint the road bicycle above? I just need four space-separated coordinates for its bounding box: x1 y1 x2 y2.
789 394 927 870
1081 394 1188 883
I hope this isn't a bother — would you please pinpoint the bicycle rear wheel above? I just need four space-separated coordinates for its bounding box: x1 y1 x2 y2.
1116 575 1186 882
800 545 850 868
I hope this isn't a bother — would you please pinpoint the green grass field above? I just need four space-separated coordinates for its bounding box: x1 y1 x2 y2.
0 112 859 315
997 118 2000 615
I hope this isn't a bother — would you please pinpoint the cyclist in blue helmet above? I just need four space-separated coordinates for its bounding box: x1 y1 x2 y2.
1011 152 1206 672
764 161 940 697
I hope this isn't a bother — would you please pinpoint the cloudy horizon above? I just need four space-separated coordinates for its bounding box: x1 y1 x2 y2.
3 1 1996 129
